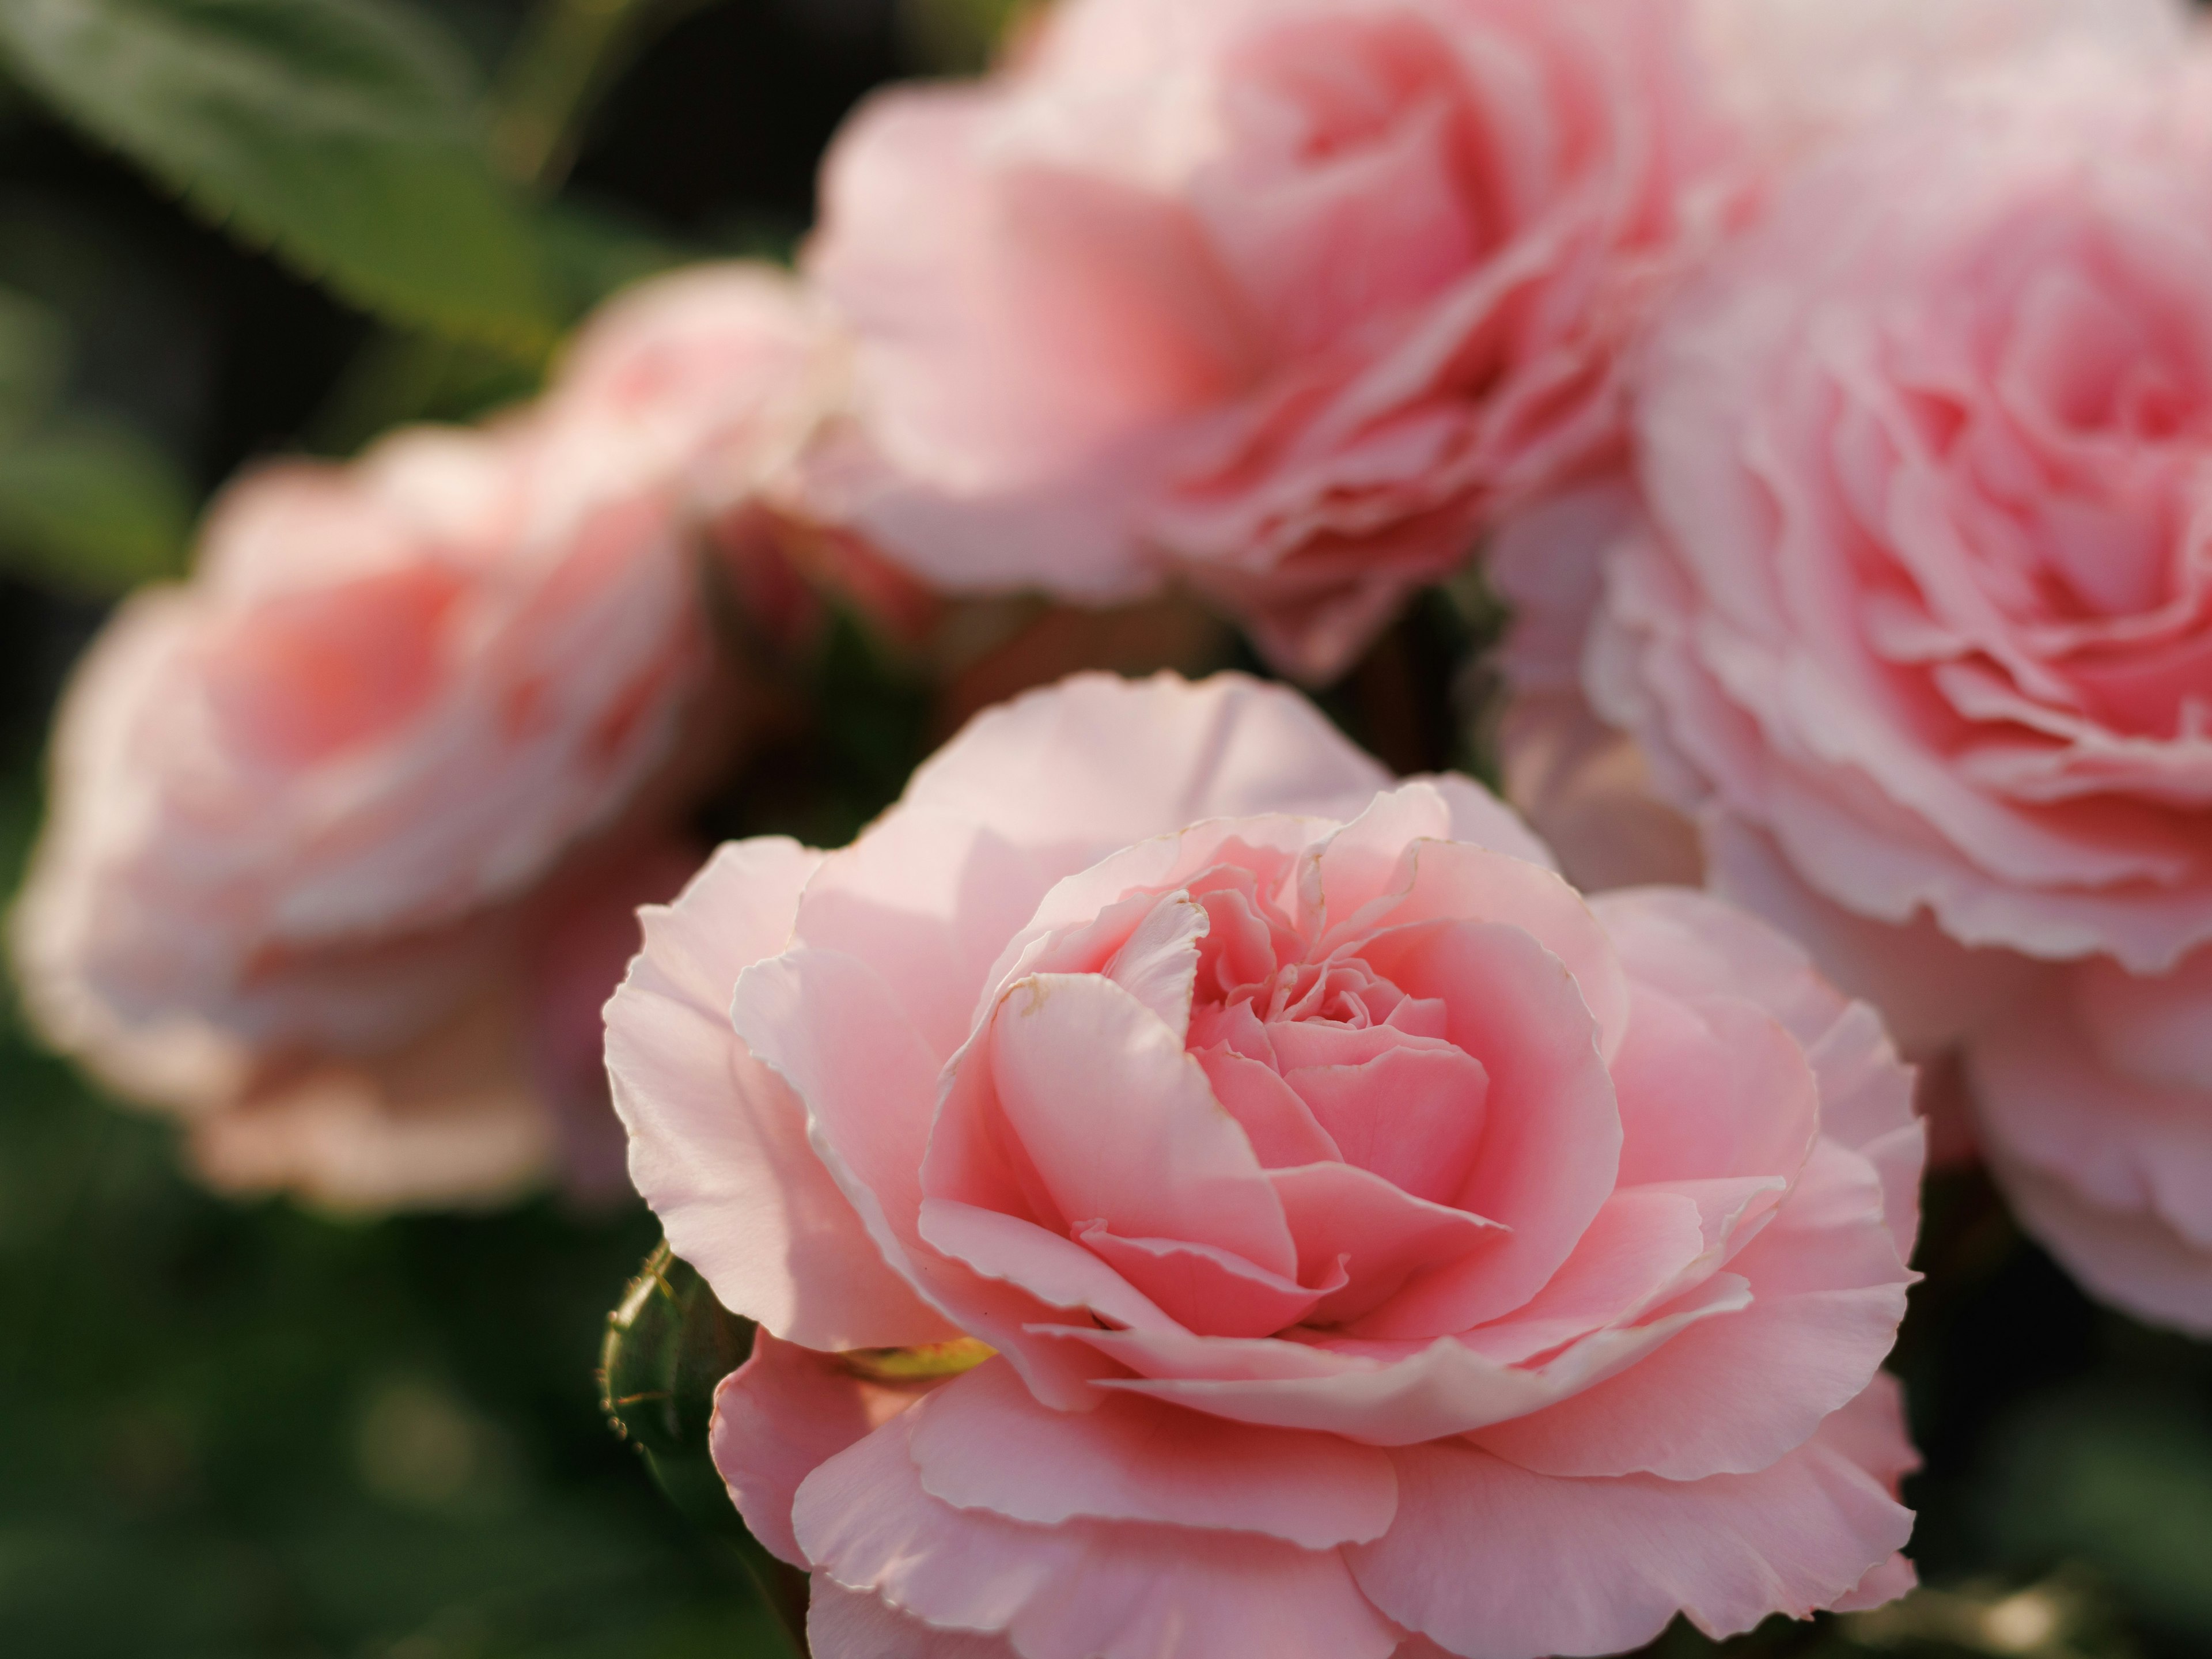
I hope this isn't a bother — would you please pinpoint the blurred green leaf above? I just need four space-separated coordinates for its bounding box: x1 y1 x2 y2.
897 0 1036 70
0 286 70 438
0 0 560 351
0 415 194 592
1983 1382 2212 1641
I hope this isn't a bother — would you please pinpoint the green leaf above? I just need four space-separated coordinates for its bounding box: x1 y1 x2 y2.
0 416 194 592
0 0 559 351
0 286 70 437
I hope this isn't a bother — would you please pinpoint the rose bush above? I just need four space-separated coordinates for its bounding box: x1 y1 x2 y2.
609 672 1923 1658
801 0 1748 682
1579 60 2212 1328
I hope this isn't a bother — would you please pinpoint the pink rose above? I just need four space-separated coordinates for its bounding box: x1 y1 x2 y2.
801 0 1747 681
609 672 1923 1659
1966 949 2212 1330
1694 0 2188 164
538 261 942 651
1578 62 2212 1326
10 418 711 1207
546 263 845 525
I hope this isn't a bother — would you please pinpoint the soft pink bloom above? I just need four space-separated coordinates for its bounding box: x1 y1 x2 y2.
609 672 1923 1659
1577 62 2212 1326
1694 0 2188 164
801 0 1748 681
10 259 865 1210
10 418 711 1208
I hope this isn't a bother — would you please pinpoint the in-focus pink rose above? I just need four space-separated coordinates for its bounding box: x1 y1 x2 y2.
10 418 712 1208
609 672 1923 1659
802 0 1747 681
1579 62 2212 1327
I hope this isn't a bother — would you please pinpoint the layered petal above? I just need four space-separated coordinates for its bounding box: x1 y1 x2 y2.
610 842 949 1349
1350 1384 1915 1657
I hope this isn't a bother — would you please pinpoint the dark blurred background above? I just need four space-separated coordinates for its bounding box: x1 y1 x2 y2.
2 3 2211 1656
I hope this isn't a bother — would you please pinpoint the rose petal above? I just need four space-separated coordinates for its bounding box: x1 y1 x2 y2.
1349 1384 1915 1657
907 1358 1398 1547
709 1331 934 1567
795 1411 1402 1659
609 842 949 1349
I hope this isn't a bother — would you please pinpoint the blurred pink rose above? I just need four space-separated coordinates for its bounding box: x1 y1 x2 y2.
1967 950 2212 1331
546 262 846 524
1581 64 2212 1327
539 261 939 651
802 0 1748 681
609 672 1923 1659
11 418 712 1208
1694 0 2188 163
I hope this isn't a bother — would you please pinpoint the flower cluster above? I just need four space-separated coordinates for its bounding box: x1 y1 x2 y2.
17 0 2212 1650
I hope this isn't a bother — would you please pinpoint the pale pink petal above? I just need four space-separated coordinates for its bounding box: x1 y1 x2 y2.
902 672 1388 872
1349 1392 1915 1657
1596 885 1927 1256
1347 921 1622 1336
726 946 1003 1345
1969 966 2212 1334
1076 1222 1342 1338
1350 840 1631 1059
795 1413 1402 1659
1471 1141 1914 1480
1270 1161 1505 1327
1076 1277 1749 1446
809 1581 1017 1659
1201 1048 1344 1168
915 1198 1178 1335
977 973 1298 1276
1607 982 1821 1189
708 1331 933 1567
794 805 1052 1059
1703 817 2040 1056
906 1359 1398 1548
1496 690 1704 895
1408 773 1560 872
1834 1553 1918 1613
609 843 950 1350
1284 1044 1493 1207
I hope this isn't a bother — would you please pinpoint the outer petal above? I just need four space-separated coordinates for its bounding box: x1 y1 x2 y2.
809 1581 1017 1659
1349 1385 1915 1658
609 841 949 1349
1969 966 2212 1334
1595 885 1927 1257
1704 816 2040 1056
906 1359 1397 1548
901 672 1389 871
1073 1271 1750 1445
1470 1139 1914 1480
188 993 552 1213
709 1331 935 1566
793 805 1052 1060
1497 690 1705 895
795 1411 1402 1659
